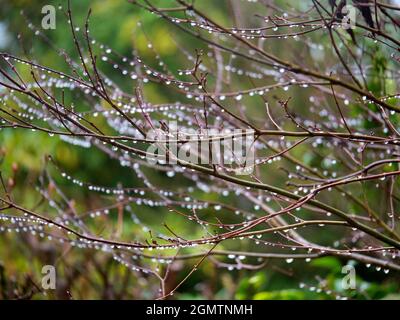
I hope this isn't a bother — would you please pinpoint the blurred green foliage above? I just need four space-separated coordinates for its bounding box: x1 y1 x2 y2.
0 0 399 300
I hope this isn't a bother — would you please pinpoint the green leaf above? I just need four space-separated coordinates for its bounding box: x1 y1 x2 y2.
253 289 305 300
310 257 342 272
